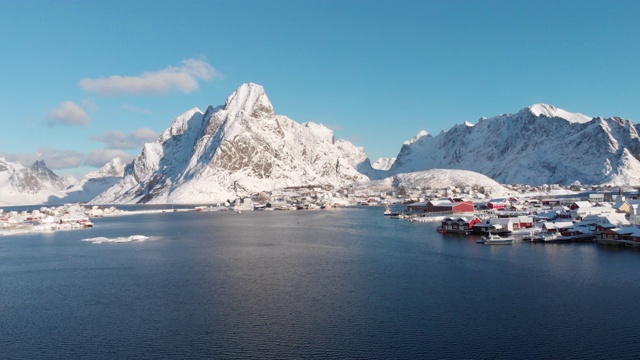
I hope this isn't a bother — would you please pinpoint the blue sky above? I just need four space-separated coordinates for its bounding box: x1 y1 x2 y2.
1 0 639 177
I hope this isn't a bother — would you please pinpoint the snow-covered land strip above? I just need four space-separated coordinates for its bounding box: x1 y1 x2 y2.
81 235 156 244
0 221 92 236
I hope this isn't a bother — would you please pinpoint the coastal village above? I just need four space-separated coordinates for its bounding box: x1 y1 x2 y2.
3 182 640 250
402 187 640 248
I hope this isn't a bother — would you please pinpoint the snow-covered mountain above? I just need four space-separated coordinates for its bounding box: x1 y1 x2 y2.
51 158 126 203
0 158 72 205
371 157 396 171
388 104 640 185
390 169 510 193
91 83 371 204
359 168 512 197
0 157 126 206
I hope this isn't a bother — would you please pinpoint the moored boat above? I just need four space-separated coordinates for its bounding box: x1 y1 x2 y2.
476 232 513 245
383 204 401 217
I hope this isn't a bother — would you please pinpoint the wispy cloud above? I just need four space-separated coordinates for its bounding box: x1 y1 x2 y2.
85 149 135 167
79 58 222 96
47 101 91 127
5 148 85 169
92 127 159 150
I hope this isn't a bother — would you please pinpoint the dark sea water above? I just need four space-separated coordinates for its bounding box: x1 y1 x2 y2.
2 206 640 359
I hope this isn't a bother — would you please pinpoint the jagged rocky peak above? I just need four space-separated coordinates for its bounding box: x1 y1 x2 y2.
371 157 396 171
304 122 334 143
524 103 593 123
163 107 204 140
224 82 274 118
404 130 431 145
30 160 58 180
85 158 126 179
90 82 371 205
390 104 640 186
31 159 48 169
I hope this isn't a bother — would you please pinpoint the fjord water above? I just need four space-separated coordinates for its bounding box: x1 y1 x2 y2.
2 207 639 359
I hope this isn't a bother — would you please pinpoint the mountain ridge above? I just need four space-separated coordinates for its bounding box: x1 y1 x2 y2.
90 83 371 204
4 88 640 206
388 104 640 185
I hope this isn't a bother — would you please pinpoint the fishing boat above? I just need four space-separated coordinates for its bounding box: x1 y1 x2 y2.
476 232 513 245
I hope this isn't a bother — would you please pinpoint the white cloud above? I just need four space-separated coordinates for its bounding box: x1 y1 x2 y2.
79 58 222 96
5 148 85 169
85 149 135 167
47 101 91 127
92 127 159 150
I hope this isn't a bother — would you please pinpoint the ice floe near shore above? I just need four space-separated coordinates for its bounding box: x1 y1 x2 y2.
81 235 155 244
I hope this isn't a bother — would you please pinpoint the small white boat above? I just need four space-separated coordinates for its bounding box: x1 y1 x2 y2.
477 232 513 245
383 204 400 217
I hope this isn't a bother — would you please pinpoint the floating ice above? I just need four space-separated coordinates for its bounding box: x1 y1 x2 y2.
81 235 154 244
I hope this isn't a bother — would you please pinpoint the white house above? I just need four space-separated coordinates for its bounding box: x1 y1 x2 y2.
574 206 616 219
581 213 630 227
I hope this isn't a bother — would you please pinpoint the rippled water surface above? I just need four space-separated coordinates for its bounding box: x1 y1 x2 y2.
2 207 640 359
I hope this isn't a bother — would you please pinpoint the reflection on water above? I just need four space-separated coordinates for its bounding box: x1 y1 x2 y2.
1 206 640 359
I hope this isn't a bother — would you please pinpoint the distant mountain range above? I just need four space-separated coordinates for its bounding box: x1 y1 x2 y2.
388 103 640 185
0 157 123 206
3 84 640 205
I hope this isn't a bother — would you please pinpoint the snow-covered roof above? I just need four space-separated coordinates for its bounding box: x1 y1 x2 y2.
572 201 593 208
575 206 616 215
430 199 454 206
553 221 574 228
581 213 629 227
617 226 639 235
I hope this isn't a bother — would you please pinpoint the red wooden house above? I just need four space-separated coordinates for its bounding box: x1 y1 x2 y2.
517 216 534 229
407 199 474 214
487 199 509 210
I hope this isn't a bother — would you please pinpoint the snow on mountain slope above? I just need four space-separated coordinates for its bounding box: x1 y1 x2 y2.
53 158 126 203
394 169 509 193
0 157 126 206
528 103 592 123
391 169 510 193
372 157 396 171
91 83 371 204
389 104 640 185
0 158 69 205
361 168 512 197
